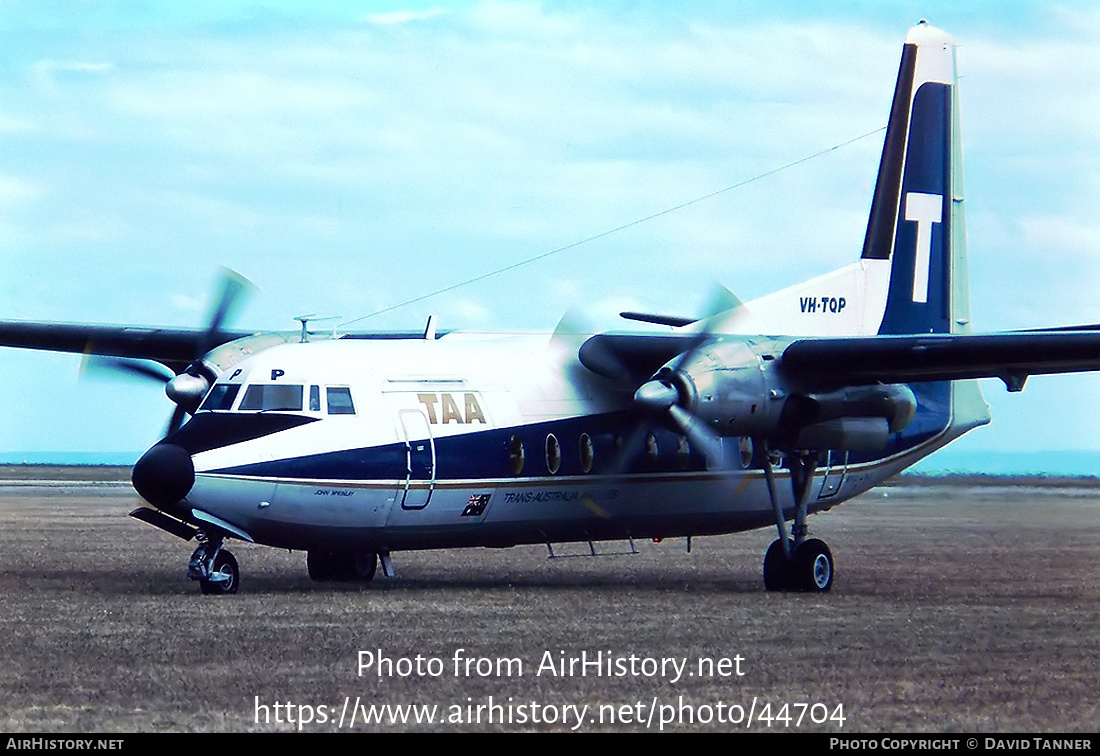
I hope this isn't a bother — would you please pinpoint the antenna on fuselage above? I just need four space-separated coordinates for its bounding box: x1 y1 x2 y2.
423 314 437 340
295 314 341 343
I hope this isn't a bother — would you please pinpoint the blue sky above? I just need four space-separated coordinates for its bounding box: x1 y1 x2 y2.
1 1 1098 467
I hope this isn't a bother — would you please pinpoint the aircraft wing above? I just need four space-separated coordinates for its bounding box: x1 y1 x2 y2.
779 330 1100 392
578 333 701 384
579 329 1100 394
0 320 456 374
0 321 253 372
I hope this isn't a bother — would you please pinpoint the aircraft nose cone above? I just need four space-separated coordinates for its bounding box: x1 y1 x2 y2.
132 443 195 507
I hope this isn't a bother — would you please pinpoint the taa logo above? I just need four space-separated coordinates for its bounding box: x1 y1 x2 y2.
417 393 487 425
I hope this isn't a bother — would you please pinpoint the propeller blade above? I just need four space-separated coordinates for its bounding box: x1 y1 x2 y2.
550 309 594 351
198 268 254 356
80 355 175 384
606 417 653 475
668 405 723 465
668 285 743 374
703 284 743 317
165 404 189 438
159 269 252 440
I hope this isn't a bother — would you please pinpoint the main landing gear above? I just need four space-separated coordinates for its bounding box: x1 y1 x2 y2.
307 549 380 582
760 446 834 593
188 537 240 595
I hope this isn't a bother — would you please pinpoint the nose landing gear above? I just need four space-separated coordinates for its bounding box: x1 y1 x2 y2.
188 537 240 595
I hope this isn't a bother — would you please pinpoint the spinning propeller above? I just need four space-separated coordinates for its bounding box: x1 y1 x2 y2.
83 269 253 437
579 285 919 472
575 285 745 472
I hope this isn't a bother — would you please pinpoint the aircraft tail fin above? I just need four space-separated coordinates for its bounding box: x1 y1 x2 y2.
734 21 969 340
863 22 990 438
864 20 968 336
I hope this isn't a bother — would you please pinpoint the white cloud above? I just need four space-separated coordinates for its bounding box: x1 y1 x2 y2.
364 8 447 25
32 60 115 74
0 174 42 203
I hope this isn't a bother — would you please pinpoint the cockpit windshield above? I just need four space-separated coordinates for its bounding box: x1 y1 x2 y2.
238 384 303 412
198 381 355 415
199 383 240 411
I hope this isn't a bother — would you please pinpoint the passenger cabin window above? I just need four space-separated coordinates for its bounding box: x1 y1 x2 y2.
199 383 240 411
239 384 303 412
326 387 355 415
579 433 594 473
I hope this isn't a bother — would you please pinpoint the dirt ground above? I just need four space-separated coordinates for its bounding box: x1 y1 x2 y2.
0 473 1097 733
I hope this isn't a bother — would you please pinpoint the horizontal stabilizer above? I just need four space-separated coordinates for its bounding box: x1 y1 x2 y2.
618 311 697 327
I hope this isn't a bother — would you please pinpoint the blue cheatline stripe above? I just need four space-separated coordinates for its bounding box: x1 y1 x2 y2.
207 400 953 483
209 411 704 481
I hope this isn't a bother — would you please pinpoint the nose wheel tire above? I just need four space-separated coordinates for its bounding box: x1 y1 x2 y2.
199 549 239 595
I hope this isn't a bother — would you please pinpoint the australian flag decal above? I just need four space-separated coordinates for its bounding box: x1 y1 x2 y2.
462 493 491 517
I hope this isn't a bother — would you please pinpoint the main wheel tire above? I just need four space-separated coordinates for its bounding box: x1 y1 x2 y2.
199 550 239 595
351 551 378 581
763 538 794 591
792 538 833 592
308 550 378 582
307 550 337 581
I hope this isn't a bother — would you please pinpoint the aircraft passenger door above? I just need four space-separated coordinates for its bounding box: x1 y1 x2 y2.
397 408 435 510
817 450 848 499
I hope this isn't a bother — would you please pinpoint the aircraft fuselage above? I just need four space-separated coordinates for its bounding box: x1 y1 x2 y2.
138 333 956 555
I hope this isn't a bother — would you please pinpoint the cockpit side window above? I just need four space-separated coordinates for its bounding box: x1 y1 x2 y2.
239 384 304 412
309 385 321 412
199 383 241 411
326 386 355 415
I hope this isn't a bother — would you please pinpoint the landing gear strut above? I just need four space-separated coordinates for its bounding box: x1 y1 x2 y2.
188 537 239 595
760 445 834 592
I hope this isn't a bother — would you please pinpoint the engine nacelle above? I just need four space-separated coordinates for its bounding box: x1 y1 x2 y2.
783 384 917 451
650 336 918 452
671 338 788 438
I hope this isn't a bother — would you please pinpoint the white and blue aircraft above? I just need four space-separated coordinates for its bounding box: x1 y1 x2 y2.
4 22 1100 594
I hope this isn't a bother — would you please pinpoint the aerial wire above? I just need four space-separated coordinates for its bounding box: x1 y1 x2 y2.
337 125 886 330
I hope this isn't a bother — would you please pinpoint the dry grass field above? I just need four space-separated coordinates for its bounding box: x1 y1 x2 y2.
0 470 1097 733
